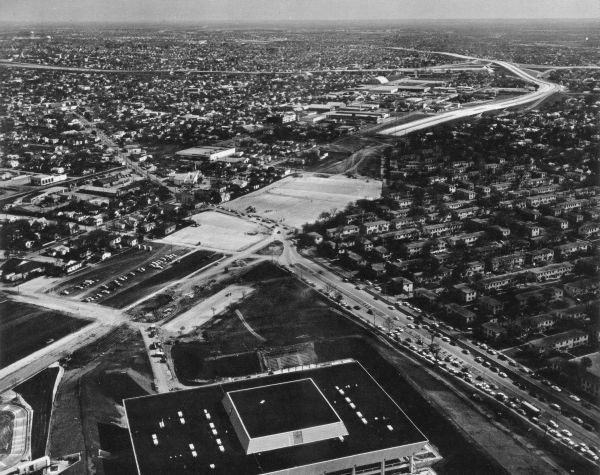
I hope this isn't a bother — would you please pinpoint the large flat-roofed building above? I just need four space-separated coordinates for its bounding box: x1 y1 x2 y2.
124 359 431 475
175 146 236 161
223 378 348 455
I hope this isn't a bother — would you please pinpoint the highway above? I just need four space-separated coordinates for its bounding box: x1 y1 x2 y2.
377 48 564 137
0 59 496 76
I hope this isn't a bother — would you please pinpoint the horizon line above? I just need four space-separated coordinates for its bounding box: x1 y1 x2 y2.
1 17 599 26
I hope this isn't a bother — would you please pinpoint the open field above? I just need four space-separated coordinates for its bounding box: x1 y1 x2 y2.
100 249 220 309
14 366 59 459
171 262 362 382
163 284 254 333
49 325 153 475
227 174 382 228
156 210 266 251
0 300 89 369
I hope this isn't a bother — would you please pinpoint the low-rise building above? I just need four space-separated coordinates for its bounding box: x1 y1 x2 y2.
478 295 504 315
528 329 589 355
482 322 507 340
445 303 476 327
527 262 573 282
453 283 477 303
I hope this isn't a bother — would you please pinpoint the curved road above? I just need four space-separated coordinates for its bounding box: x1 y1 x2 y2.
377 48 564 137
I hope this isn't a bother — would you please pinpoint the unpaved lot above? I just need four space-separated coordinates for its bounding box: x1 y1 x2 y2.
163 284 254 333
156 211 266 252
227 173 382 228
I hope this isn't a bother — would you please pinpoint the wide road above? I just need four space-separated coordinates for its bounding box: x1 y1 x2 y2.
377 48 564 137
69 110 178 195
0 291 128 393
0 60 441 75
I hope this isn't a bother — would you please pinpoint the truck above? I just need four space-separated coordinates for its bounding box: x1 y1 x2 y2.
521 401 541 418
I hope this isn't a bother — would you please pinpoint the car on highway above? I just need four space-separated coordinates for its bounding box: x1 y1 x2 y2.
549 403 561 411
498 372 508 378
551 385 562 392
560 429 573 437
568 394 581 402
571 417 584 425
548 420 559 429
462 349 470 355
547 428 560 438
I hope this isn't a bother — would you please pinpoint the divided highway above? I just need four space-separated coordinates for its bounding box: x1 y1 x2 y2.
377 48 563 137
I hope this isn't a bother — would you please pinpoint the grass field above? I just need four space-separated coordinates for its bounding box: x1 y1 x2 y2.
0 300 89 369
157 210 266 251
100 249 220 309
15 366 59 459
227 174 382 228
49 325 153 475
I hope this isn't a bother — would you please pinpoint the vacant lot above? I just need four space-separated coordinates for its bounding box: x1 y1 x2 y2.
157 210 266 251
171 262 361 381
0 300 89 369
49 325 153 475
163 284 254 332
15 366 59 459
227 174 382 228
100 249 220 309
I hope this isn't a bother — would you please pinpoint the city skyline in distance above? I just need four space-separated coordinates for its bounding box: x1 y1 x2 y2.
1 0 599 24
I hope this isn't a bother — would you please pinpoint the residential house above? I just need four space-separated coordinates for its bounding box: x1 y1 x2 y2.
482 322 507 340
478 296 504 316
453 283 477 303
445 303 477 328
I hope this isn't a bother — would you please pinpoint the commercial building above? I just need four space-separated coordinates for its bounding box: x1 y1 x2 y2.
175 146 236 161
30 173 67 186
124 360 433 475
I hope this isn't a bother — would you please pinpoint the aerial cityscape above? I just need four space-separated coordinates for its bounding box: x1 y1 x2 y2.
0 1 599 474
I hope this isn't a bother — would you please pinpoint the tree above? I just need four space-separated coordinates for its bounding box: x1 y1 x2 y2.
580 356 593 371
384 316 395 333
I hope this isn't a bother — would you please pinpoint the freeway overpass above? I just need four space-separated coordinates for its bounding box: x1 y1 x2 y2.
377 49 563 137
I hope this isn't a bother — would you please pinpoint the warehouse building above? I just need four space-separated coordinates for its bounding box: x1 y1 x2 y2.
124 359 436 475
175 146 236 161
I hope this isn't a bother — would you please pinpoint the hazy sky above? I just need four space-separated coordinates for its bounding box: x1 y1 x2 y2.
1 0 599 24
